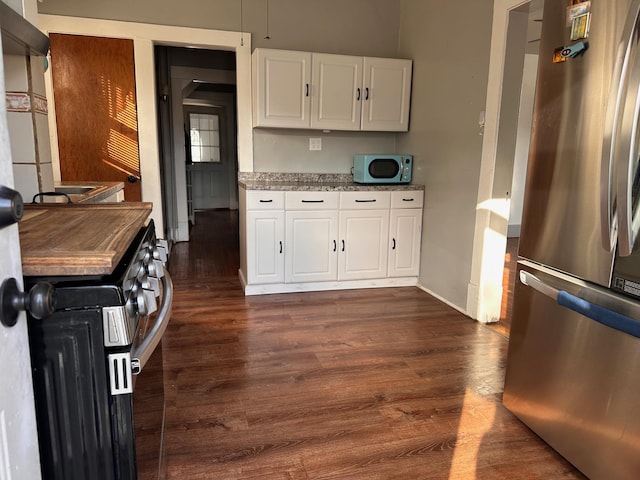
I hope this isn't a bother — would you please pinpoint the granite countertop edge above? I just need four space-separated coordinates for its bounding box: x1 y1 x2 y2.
238 173 424 192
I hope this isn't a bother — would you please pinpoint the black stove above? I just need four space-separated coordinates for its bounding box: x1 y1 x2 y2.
25 220 172 480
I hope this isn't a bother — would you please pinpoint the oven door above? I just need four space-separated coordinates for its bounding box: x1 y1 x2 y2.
131 268 173 480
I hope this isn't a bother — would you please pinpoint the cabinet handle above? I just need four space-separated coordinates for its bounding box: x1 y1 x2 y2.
355 199 376 203
306 83 310 97
402 198 415 202
356 87 361 101
301 199 324 203
365 87 369 100
341 240 345 252
392 238 396 250
259 199 273 203
280 241 283 254
333 240 337 252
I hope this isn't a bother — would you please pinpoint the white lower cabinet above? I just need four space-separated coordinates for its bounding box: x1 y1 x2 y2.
244 190 286 285
338 209 389 280
247 210 285 284
285 210 339 282
241 188 423 294
388 190 423 278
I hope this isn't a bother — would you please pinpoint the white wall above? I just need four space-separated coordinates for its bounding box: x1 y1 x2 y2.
396 0 495 312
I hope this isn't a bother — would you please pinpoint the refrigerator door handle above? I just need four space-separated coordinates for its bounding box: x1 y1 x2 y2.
614 0 640 256
520 270 640 338
600 2 639 251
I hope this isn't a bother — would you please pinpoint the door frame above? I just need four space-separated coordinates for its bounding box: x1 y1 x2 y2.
37 14 254 238
468 0 534 322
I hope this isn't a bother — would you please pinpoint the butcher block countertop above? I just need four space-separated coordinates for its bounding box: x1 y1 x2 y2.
19 202 152 277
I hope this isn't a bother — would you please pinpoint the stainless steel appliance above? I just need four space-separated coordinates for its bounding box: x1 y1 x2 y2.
25 221 172 479
503 1 640 478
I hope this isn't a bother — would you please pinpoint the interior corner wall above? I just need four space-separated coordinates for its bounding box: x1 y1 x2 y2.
396 0 494 311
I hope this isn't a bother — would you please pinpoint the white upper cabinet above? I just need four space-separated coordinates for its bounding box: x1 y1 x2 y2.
252 49 412 132
361 57 412 132
311 53 363 131
252 49 312 128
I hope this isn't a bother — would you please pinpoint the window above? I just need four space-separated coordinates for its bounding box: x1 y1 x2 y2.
189 113 220 162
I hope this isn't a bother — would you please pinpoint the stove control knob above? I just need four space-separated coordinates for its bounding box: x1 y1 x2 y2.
153 239 168 263
142 275 160 297
147 259 165 279
137 288 157 316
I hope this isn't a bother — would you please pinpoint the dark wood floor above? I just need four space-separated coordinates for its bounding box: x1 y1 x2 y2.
162 210 584 479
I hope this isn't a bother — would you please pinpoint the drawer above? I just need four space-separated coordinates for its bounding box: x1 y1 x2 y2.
340 191 390 209
391 190 424 209
285 191 339 210
246 190 285 210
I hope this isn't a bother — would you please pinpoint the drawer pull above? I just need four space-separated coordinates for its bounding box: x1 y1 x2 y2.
301 199 324 203
259 199 273 203
402 198 415 202
355 199 376 203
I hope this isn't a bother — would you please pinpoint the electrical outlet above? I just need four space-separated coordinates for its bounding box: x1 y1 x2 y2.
309 138 322 151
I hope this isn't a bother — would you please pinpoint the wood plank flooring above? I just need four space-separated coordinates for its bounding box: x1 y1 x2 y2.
163 210 584 479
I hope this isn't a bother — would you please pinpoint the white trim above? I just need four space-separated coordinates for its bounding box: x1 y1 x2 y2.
240 272 418 296
467 0 530 322
37 14 255 236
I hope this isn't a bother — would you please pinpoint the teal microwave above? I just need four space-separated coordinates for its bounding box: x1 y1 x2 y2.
353 154 413 184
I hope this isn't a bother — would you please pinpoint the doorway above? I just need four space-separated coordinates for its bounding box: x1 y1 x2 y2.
470 0 542 329
155 46 238 243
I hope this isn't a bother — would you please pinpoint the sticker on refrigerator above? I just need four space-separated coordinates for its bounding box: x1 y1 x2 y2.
553 47 568 63
571 13 592 40
567 1 591 27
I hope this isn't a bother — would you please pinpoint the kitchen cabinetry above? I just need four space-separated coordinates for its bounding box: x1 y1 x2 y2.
388 191 423 277
244 191 285 284
338 192 390 280
252 49 412 132
252 49 312 129
239 186 423 295
285 191 339 283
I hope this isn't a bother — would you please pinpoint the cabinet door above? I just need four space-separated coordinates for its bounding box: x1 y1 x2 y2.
339 209 389 280
286 211 338 283
247 211 285 284
388 209 422 277
361 57 412 132
311 54 363 131
252 49 312 128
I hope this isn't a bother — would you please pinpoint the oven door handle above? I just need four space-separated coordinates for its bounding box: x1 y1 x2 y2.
131 267 173 375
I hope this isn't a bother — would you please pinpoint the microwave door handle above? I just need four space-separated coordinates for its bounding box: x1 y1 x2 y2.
131 267 173 375
600 2 639 251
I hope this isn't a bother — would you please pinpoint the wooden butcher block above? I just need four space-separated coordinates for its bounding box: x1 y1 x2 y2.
19 202 153 276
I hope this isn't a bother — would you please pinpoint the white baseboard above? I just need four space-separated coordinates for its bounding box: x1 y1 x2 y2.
241 276 419 295
417 283 470 318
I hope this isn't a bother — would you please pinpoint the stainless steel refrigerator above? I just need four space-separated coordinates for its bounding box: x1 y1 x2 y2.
503 1 640 479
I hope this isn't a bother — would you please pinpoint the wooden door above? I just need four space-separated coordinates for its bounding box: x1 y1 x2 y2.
49 34 142 201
